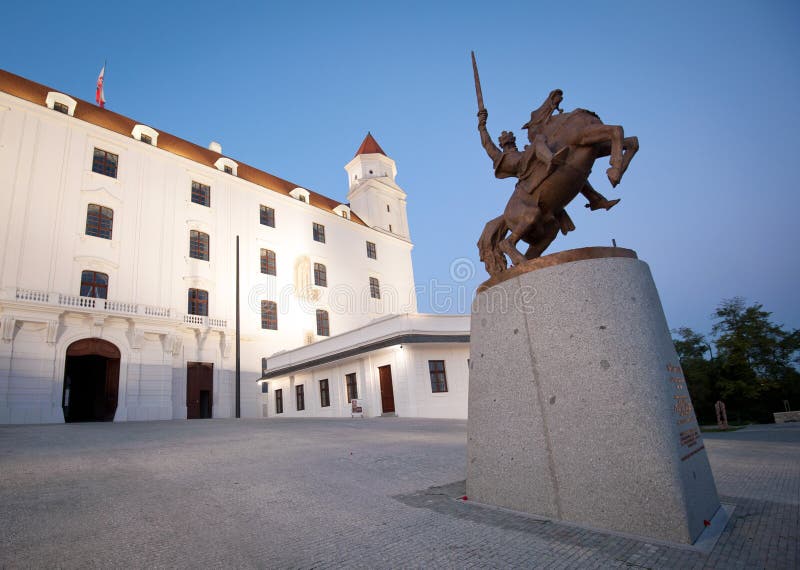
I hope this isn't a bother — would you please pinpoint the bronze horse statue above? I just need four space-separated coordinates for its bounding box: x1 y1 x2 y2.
472 53 639 277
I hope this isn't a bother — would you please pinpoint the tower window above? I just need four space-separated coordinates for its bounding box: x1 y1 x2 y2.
366 241 377 260
80 270 108 299
261 249 276 276
313 263 327 287
261 300 278 330
316 309 330 336
313 223 326 243
85 204 113 240
260 205 275 227
188 288 209 316
92 148 118 178
189 230 210 261
191 181 211 207
387 204 390 212
369 277 380 299
389 224 393 232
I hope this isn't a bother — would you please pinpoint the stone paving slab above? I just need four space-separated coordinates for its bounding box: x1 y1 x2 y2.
0 419 797 569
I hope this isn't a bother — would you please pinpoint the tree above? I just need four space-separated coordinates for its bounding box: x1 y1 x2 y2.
672 298 800 423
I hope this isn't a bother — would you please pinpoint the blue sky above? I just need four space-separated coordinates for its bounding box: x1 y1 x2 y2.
2 0 798 335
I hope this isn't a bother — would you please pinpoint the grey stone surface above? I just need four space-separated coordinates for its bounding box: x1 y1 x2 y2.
467 256 720 544
0 419 798 568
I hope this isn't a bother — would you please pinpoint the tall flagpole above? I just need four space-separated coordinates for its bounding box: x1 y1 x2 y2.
235 235 241 418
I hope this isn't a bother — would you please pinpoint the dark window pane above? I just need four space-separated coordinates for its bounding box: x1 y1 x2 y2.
316 309 329 336
189 230 209 261
369 277 380 299
275 389 283 414
53 102 69 114
80 270 108 299
313 263 327 287
319 379 330 407
92 148 118 178
191 181 210 207
366 241 377 259
296 385 305 411
260 249 276 276
313 223 326 243
223 165 233 174
428 360 448 393
188 288 209 316
85 203 113 239
140 133 152 145
261 300 278 330
260 205 275 227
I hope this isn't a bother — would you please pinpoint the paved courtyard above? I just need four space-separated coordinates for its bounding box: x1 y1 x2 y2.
0 419 797 569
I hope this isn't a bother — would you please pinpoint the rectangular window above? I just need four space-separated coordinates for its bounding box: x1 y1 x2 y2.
92 148 118 178
316 309 330 337
260 249 276 276
80 270 108 299
191 181 211 207
139 133 152 145
85 204 113 240
366 241 377 260
261 382 269 394
313 222 326 243
345 373 358 403
369 277 380 299
296 385 305 411
54 102 69 114
260 205 275 227
188 288 209 316
223 165 233 175
313 263 327 287
428 360 448 393
261 300 278 330
275 389 283 414
319 379 330 407
189 230 210 261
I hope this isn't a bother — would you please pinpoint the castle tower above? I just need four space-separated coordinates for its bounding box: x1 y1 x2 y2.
344 133 410 239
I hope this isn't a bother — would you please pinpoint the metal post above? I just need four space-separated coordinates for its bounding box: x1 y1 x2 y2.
235 235 241 418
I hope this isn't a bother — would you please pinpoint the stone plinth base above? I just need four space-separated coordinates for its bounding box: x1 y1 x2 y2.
466 248 720 544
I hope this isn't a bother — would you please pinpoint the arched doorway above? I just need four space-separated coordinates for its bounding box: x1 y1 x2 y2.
63 338 120 422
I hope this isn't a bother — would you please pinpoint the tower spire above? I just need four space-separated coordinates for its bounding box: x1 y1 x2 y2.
354 132 386 157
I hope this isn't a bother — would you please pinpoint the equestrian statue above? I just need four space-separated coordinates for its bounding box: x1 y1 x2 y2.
472 52 639 277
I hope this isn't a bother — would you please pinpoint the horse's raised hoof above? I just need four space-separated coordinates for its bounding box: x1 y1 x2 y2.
606 166 622 187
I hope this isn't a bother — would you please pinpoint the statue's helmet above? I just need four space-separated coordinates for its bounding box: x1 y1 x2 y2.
522 89 564 130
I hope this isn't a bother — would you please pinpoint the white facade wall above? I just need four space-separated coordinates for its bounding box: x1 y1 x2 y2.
0 87 416 424
262 343 469 419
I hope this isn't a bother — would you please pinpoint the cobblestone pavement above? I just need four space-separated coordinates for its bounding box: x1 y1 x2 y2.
0 419 797 569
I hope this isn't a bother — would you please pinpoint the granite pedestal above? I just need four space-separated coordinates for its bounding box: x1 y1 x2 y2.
466 248 720 544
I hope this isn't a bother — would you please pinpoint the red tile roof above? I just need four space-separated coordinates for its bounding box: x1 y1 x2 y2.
353 132 386 157
0 68 367 226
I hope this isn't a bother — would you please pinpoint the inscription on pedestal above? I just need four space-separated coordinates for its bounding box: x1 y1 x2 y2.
667 363 704 461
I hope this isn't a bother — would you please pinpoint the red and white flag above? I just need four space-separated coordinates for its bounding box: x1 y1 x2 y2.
95 65 106 108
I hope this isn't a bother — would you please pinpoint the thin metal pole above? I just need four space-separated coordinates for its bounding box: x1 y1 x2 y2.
235 235 241 418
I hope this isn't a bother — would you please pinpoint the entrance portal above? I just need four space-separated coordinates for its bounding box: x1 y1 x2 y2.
63 338 121 422
187 362 213 419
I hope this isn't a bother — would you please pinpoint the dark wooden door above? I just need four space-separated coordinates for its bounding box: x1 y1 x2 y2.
187 362 213 419
378 365 395 413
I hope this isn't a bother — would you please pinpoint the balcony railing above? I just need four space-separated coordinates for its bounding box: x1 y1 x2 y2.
12 288 228 329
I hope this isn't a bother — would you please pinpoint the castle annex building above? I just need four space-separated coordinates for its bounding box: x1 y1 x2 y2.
0 69 469 424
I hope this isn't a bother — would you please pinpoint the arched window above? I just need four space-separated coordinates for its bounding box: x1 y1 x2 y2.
85 204 113 239
189 230 210 261
313 263 327 287
80 270 108 299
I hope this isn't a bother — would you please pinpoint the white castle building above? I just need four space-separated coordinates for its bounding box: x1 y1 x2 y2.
0 69 469 424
